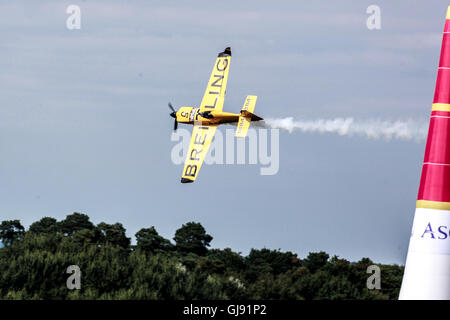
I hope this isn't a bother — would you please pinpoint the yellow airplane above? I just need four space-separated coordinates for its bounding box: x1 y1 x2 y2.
169 47 263 183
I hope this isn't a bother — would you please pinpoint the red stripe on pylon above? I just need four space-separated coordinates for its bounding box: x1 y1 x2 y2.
433 70 450 104
423 116 450 164
431 110 450 116
418 164 450 202
444 19 450 33
418 13 450 203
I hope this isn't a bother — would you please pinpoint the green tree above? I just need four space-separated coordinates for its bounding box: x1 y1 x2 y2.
174 222 212 255
98 222 131 249
58 212 94 236
29 217 58 235
207 248 245 273
0 220 24 246
135 226 173 253
303 251 329 273
244 248 300 282
379 264 404 299
0 214 405 300
72 228 100 246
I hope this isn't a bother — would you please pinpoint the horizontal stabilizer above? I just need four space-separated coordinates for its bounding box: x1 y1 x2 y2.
236 116 251 138
241 95 257 115
235 95 258 138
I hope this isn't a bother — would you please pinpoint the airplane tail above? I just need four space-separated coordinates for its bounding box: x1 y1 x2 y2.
235 95 262 137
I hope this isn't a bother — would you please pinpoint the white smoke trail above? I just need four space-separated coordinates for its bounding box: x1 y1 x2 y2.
254 117 428 142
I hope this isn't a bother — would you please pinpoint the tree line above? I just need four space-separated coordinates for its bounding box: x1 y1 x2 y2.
0 213 403 299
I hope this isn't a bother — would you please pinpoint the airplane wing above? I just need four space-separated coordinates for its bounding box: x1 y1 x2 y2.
199 48 232 112
181 125 218 183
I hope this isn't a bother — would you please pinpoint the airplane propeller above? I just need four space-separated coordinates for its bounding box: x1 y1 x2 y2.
168 102 178 131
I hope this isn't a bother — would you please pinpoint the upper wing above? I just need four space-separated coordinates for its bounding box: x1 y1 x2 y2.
181 125 218 183
199 49 231 112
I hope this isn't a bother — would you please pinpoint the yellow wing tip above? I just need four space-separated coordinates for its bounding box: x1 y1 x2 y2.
447 6 450 19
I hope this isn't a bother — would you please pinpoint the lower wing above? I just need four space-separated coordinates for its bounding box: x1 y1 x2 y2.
181 125 218 183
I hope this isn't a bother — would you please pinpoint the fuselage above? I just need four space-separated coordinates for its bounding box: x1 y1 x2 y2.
175 106 241 125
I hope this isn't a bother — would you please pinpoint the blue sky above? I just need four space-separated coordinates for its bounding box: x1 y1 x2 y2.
0 0 448 263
